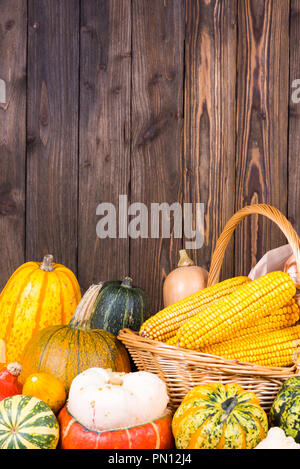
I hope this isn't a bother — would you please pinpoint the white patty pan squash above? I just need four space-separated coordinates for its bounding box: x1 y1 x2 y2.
255 427 300 449
67 368 169 432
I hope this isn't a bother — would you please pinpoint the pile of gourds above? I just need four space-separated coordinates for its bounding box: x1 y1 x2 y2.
0 358 299 449
0 362 173 449
172 378 300 449
0 252 299 449
0 254 172 449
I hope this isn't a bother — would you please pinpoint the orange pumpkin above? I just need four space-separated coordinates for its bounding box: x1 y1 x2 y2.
20 284 131 390
22 372 66 414
0 255 81 363
58 407 173 449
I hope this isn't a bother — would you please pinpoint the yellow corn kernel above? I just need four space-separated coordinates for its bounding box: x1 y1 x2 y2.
229 299 299 339
165 336 179 346
139 276 250 342
168 299 299 348
177 271 296 350
202 324 300 367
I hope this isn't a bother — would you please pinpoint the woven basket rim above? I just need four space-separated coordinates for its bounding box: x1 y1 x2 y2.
118 205 300 395
207 203 300 285
118 328 297 379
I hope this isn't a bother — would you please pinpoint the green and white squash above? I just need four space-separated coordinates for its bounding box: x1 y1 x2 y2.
0 395 59 449
90 277 151 335
172 383 268 449
270 376 300 443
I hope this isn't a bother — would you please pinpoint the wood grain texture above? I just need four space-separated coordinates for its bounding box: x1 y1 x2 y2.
288 0 300 235
235 0 290 276
184 0 237 279
78 0 131 291
0 1 298 304
130 0 185 312
0 1 27 289
26 0 79 273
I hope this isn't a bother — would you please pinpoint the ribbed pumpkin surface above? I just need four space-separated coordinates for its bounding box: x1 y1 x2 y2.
172 383 268 449
0 395 59 449
0 258 81 363
270 376 300 442
20 325 131 391
58 406 173 449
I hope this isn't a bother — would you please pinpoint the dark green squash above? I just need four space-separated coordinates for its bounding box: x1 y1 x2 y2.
90 277 151 335
269 376 300 443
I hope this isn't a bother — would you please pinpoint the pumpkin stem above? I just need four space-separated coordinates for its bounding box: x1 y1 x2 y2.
221 397 237 420
6 362 22 377
177 250 194 267
69 282 103 330
121 277 133 288
40 254 54 272
107 369 125 386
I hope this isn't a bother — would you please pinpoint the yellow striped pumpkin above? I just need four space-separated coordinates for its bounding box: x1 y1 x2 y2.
172 383 268 449
0 255 81 363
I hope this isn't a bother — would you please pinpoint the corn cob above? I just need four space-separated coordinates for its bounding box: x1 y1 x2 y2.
177 271 296 350
139 276 250 341
201 324 300 367
165 336 179 346
226 298 300 340
166 298 300 347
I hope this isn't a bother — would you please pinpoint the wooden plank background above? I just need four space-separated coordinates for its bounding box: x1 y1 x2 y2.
0 0 299 312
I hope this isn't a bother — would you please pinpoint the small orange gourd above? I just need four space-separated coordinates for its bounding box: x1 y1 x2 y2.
22 372 66 414
163 250 208 307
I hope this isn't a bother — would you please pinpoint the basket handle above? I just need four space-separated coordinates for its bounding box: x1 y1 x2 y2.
207 204 300 286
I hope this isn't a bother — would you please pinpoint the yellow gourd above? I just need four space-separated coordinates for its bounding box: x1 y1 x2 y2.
0 255 81 363
22 372 66 414
0 340 6 365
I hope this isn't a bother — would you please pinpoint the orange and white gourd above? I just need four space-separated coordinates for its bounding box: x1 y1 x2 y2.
68 368 169 431
58 368 173 449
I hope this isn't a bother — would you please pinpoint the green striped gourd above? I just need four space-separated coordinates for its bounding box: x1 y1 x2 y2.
270 376 300 442
172 383 268 449
90 277 151 335
0 395 59 449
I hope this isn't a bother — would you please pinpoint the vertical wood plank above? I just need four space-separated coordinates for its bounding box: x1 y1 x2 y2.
0 1 27 289
235 0 290 275
26 0 79 273
78 0 131 291
184 0 237 279
288 0 300 234
130 0 185 312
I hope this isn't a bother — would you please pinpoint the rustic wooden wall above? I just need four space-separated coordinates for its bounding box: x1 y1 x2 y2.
0 0 299 312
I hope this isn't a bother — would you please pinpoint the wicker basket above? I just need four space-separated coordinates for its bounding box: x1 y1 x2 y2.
118 204 300 411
